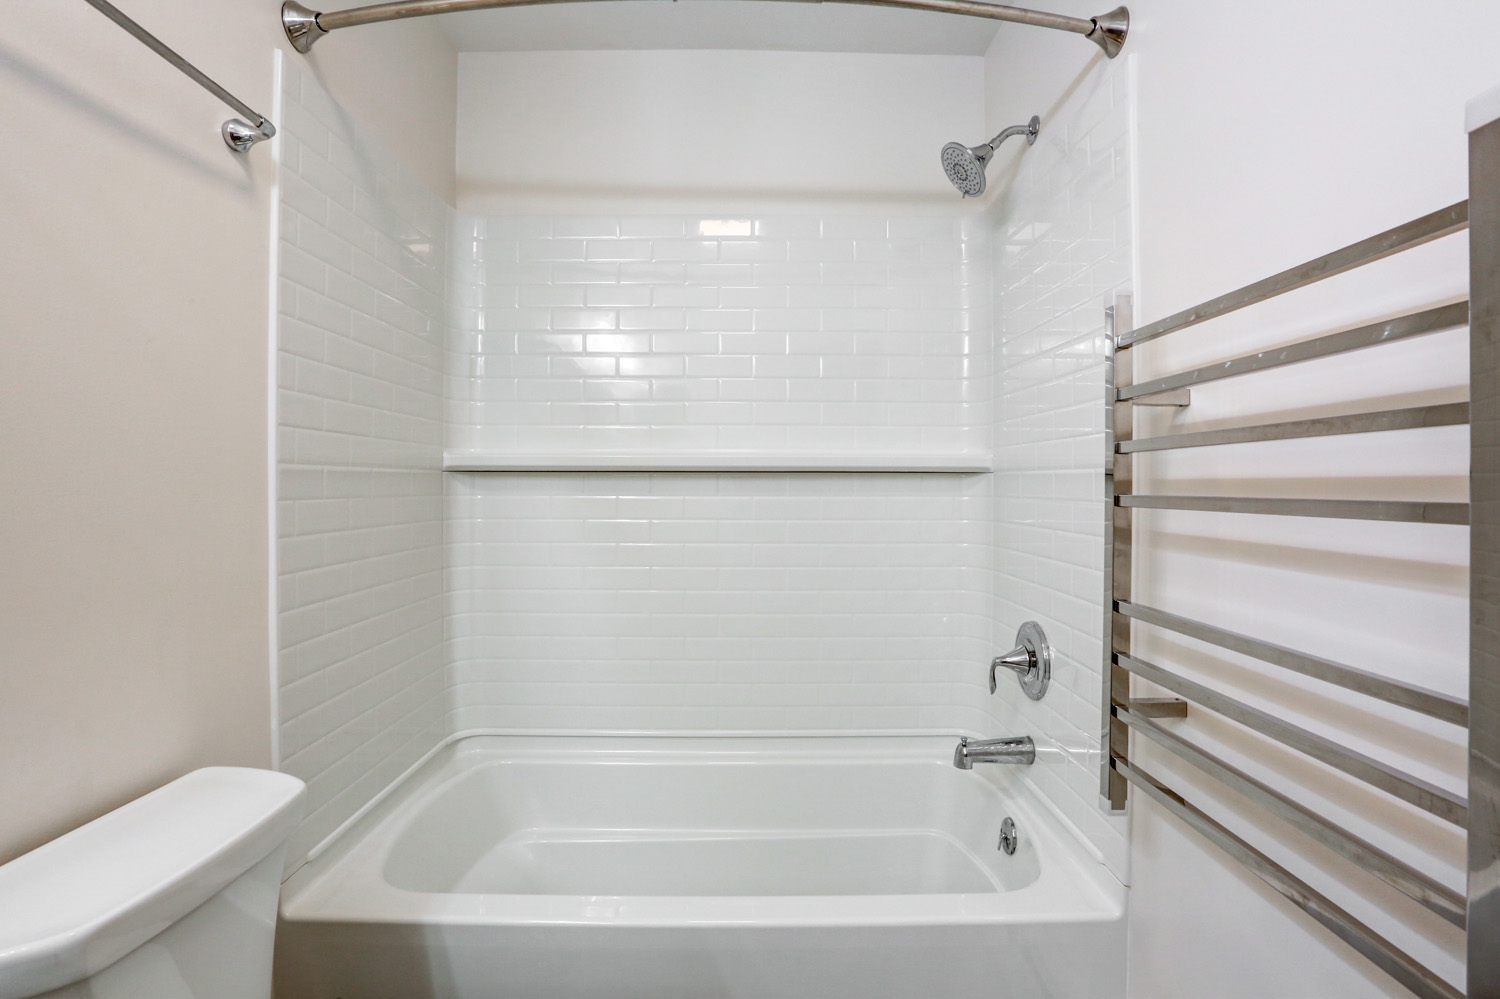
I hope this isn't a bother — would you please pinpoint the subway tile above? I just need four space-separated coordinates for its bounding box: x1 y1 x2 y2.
584 332 652 354
587 239 653 261
552 262 621 285
276 64 446 869
621 217 688 239
788 239 854 263
651 285 721 308
619 309 687 331
520 237 587 261
651 239 719 262
618 262 687 284
752 217 822 239
518 285 586 308
686 309 753 332
820 217 889 240
619 355 686 377
585 285 653 308
720 240 789 263
551 308 619 331
553 217 620 238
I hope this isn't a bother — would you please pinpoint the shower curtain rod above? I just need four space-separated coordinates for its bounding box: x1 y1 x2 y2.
83 0 275 151
281 0 1128 58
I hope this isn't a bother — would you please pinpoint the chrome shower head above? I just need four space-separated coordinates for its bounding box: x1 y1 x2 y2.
941 115 1040 198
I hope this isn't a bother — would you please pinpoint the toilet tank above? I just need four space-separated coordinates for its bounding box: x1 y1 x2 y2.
0 767 304 999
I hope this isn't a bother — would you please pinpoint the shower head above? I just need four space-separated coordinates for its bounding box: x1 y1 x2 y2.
941 115 1040 198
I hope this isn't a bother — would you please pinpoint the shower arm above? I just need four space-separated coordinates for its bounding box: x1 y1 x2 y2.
282 0 1128 58
981 119 1038 152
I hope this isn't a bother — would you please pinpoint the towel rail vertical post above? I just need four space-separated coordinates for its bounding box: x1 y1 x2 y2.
1101 292 1132 810
1468 107 1500 998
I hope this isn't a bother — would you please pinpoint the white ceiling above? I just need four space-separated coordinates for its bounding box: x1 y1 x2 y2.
434 1 1001 56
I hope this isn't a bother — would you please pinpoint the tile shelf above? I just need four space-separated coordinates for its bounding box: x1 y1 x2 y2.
443 451 993 473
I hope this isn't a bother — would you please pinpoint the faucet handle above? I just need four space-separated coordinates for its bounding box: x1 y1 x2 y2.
989 621 1051 700
990 646 1033 691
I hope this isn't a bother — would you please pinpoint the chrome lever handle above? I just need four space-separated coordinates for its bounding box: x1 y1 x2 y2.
988 621 1051 701
989 647 1035 693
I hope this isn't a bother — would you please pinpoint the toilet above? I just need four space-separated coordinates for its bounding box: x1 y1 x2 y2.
0 767 304 999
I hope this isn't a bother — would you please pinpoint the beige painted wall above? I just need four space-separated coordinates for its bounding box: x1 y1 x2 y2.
0 0 454 865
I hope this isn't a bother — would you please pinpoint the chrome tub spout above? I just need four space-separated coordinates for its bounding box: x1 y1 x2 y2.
953 735 1036 770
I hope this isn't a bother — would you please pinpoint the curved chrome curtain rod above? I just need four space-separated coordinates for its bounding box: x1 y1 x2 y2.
283 0 1128 58
84 0 275 151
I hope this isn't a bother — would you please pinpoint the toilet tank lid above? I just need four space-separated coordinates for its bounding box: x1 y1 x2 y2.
0 767 305 999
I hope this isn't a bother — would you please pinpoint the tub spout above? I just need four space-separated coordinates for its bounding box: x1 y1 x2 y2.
953 735 1035 769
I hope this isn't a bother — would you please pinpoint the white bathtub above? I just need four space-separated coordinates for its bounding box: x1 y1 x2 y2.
274 735 1125 999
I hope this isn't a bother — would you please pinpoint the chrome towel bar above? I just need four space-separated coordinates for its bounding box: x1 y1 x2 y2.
82 0 275 152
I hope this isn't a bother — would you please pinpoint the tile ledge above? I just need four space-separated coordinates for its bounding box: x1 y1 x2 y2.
443 450 993 473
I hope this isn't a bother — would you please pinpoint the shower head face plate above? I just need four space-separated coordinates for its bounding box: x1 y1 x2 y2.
941 142 986 198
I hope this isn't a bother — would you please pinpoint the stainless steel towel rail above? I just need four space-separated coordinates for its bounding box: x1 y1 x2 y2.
1120 402 1470 455
1115 600 1468 726
1118 300 1470 402
1115 201 1469 350
1116 494 1470 524
1102 176 1486 993
82 0 275 152
1117 759 1463 999
1120 706 1465 928
1117 652 1467 826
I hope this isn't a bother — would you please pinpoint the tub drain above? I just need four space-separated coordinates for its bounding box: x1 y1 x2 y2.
998 817 1018 855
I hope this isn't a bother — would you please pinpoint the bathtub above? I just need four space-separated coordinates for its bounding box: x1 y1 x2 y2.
274 735 1125 999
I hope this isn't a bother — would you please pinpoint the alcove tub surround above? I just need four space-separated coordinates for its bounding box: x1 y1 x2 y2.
271 39 1131 999
273 48 1095 863
273 44 1128 844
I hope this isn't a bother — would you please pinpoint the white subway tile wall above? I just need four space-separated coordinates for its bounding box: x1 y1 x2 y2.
445 211 998 733
983 60 1132 874
275 65 1133 869
446 471 994 733
448 214 987 454
275 62 449 867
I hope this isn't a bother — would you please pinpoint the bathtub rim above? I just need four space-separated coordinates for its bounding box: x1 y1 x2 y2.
279 732 1126 930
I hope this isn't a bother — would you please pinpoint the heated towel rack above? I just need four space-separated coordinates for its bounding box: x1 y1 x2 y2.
1101 133 1496 995
81 0 275 152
